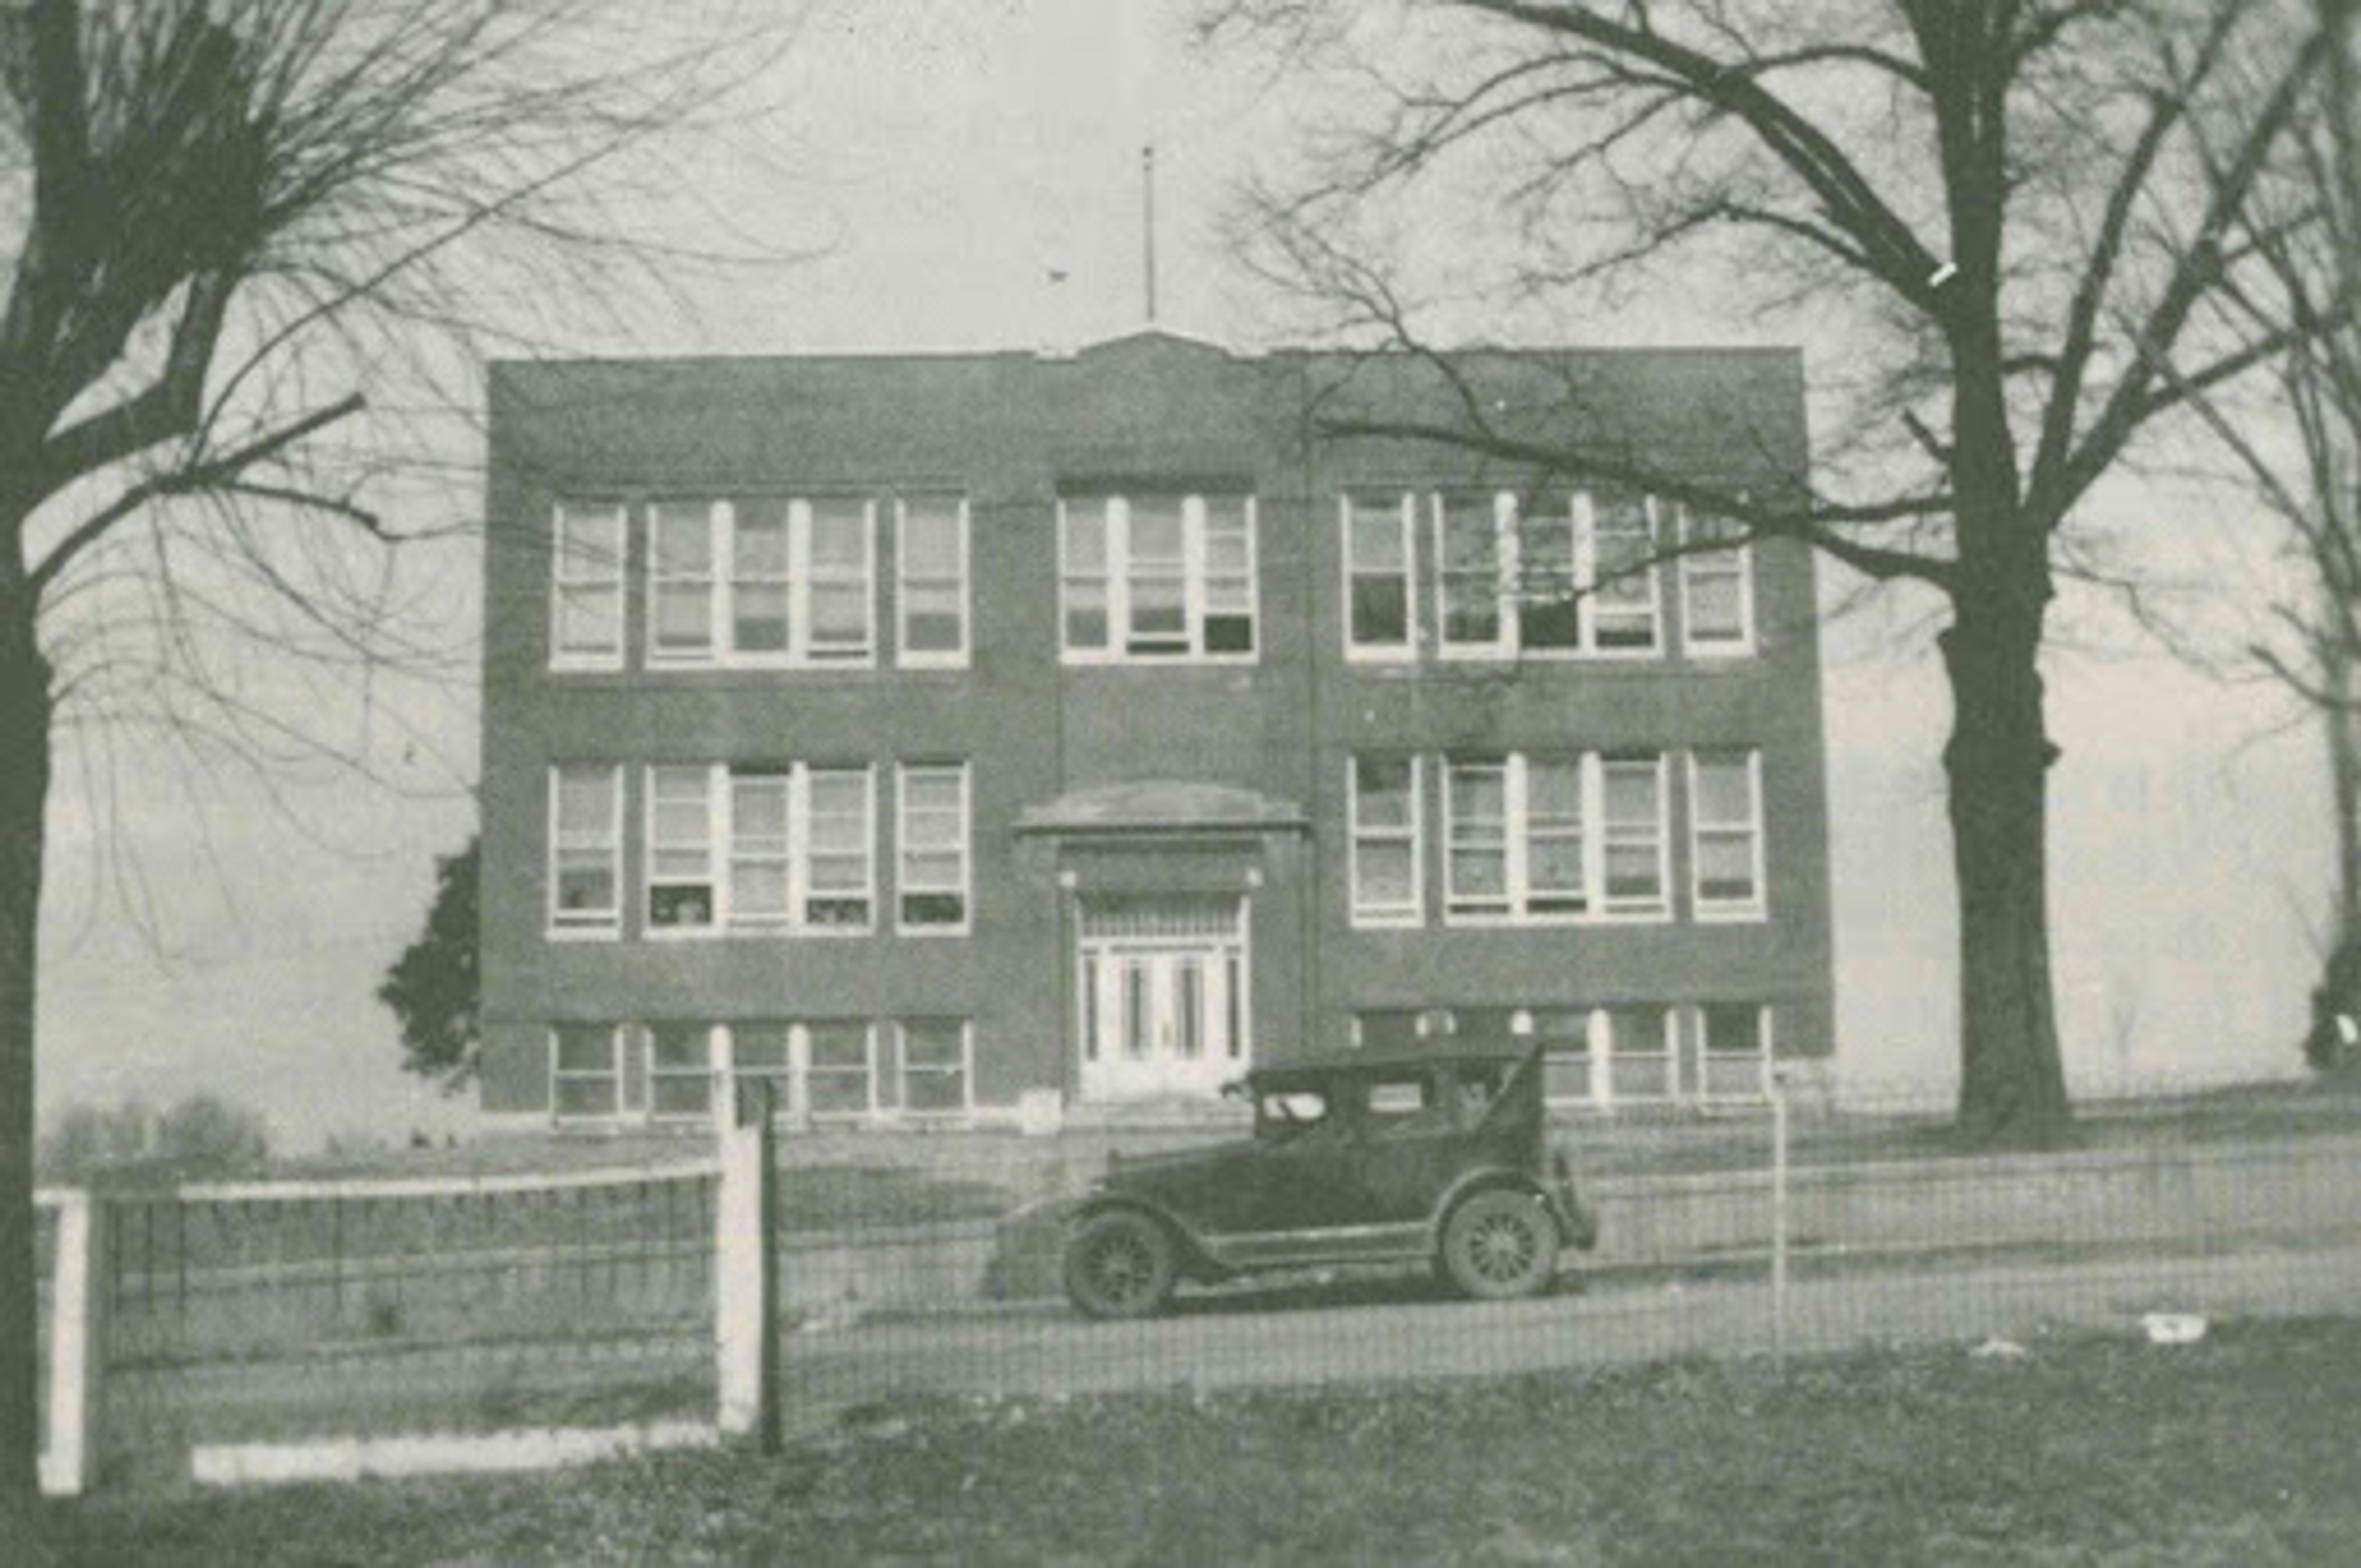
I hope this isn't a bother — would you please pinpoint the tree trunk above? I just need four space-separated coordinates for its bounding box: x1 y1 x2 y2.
0 562 52 1533
1942 599 2074 1147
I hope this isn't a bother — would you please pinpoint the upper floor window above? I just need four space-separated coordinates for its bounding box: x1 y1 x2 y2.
896 763 971 933
1060 493 1257 662
1378 489 1674 660
550 502 625 669
646 497 876 669
644 762 878 936
1443 751 1667 924
1678 504 1755 654
548 765 622 936
896 496 969 666
1342 494 1417 658
1349 755 1423 926
1689 749 1765 919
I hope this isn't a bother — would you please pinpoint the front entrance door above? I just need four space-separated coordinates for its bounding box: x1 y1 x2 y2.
1077 897 1249 1101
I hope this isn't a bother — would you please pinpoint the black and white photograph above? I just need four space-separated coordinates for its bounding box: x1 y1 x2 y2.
7 1 2361 1561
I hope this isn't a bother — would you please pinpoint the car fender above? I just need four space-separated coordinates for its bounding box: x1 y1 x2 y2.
1427 1166 1555 1242
1068 1191 1225 1280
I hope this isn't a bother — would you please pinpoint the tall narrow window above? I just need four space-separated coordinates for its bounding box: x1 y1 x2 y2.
646 764 718 930
1436 493 1506 653
897 764 970 932
551 1024 620 1120
1517 497 1583 652
549 766 621 934
1524 758 1587 914
1679 504 1754 654
1699 1004 1771 1101
899 1019 970 1114
1061 498 1112 652
730 1023 794 1121
1600 755 1669 916
897 496 968 664
1125 496 1190 655
1343 494 1415 655
646 1023 714 1119
1201 495 1256 654
805 499 874 662
552 502 625 668
1350 756 1422 925
1588 492 1661 651
804 1021 874 1116
727 769 793 929
730 497 793 656
1444 758 1511 916
1690 750 1765 918
1604 1005 1675 1101
804 767 874 929
648 499 719 662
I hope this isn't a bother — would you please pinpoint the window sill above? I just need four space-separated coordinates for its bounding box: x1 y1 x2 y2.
546 924 622 943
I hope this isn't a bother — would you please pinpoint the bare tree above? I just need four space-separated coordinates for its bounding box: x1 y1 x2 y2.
0 0 801 1526
1202 0 2333 1147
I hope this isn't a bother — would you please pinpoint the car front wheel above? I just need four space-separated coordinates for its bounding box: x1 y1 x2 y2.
1064 1210 1179 1320
1440 1190 1559 1301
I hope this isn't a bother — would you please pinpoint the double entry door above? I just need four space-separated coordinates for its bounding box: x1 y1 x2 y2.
1077 897 1249 1101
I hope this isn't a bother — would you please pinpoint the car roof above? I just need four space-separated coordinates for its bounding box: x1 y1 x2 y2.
1244 1044 1535 1087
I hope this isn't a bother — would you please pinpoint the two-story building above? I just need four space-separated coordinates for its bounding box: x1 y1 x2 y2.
475 330 1836 1133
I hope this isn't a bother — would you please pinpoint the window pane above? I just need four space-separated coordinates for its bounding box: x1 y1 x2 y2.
1355 758 1413 828
734 864 789 915
556 586 620 653
1451 849 1508 897
1698 834 1756 900
557 504 622 580
1604 761 1659 825
1605 844 1661 899
1695 756 1753 822
1358 843 1414 905
651 1077 711 1117
554 1024 613 1073
652 502 715 574
650 1024 709 1069
732 585 789 652
1202 611 1254 654
556 860 615 914
732 775 789 836
903 589 962 652
1440 497 1501 644
1529 761 1583 822
556 1077 618 1117
733 1024 791 1069
809 502 867 567
1687 576 1744 641
557 770 614 835
1063 501 1108 572
1129 499 1185 562
1349 505 1406 572
1450 764 1507 828
810 584 868 643
1064 582 1109 649
655 583 713 646
1607 1006 1667 1055
808 1023 868 1070
734 499 789 574
1704 1004 1763 1056
904 770 962 816
901 892 965 926
901 504 960 576
1529 837 1585 892
1350 577 1408 646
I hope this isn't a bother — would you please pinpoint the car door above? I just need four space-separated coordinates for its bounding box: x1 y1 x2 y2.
1355 1068 1465 1224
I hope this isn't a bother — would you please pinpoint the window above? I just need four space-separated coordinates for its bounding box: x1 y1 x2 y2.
1349 756 1422 925
551 501 625 668
1519 1008 1597 1106
897 764 970 932
804 1021 874 1117
646 765 718 931
1435 492 1508 654
896 496 968 664
551 1024 620 1120
642 764 877 935
1342 494 1415 655
1679 504 1754 654
1600 756 1669 916
647 1023 714 1119
1699 1004 1772 1101
1690 750 1766 919
1351 1011 1426 1052
730 1023 794 1121
1442 753 1666 923
1588 493 1662 651
643 497 876 668
1604 1005 1675 1101
898 1019 970 1114
1517 498 1583 652
1059 492 1257 660
548 766 622 935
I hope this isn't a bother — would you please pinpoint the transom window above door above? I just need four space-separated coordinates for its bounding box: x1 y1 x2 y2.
1059 491 1257 662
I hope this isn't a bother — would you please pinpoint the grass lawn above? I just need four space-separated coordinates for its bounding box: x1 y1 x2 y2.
42 1315 2361 1566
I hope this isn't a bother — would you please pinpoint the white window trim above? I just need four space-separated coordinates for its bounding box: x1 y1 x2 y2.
547 764 623 940
641 497 880 671
896 1018 973 1117
1678 502 1757 657
1689 748 1768 922
1340 493 1419 662
645 1022 719 1123
1513 1007 1603 1110
1427 490 1663 662
1599 1005 1677 1106
1348 754 1425 927
895 762 972 936
895 495 971 669
641 763 878 940
1696 1004 1774 1104
1441 753 1671 927
1579 491 1666 659
549 501 627 672
1058 493 1260 665
722 1023 799 1122
548 1024 623 1124
1433 491 1516 661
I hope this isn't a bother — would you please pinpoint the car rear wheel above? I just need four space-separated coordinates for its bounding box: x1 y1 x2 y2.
1440 1190 1559 1301
1064 1210 1179 1320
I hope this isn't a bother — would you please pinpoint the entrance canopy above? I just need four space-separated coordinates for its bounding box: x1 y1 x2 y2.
1015 780 1307 838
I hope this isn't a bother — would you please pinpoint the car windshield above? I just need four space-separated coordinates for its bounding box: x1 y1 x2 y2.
1255 1089 1331 1139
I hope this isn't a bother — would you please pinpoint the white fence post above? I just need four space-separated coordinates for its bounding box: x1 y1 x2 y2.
1770 1071 1790 1377
714 1105 767 1436
41 1191 106 1497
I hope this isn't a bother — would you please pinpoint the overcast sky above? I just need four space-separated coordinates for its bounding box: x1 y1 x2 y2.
33 0 2327 1153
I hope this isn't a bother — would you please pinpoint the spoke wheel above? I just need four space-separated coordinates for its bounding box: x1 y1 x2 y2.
1064 1210 1178 1320
1441 1190 1559 1301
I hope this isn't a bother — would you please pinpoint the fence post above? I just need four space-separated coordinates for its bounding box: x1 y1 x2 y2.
41 1192 108 1497
1770 1070 1790 1378
716 1080 779 1440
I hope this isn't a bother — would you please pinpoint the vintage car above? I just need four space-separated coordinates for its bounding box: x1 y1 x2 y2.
1061 1043 1597 1318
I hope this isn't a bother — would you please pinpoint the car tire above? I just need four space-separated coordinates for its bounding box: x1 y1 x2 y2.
1439 1189 1559 1301
1064 1210 1179 1320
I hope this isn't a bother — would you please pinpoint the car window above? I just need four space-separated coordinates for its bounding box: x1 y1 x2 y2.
1257 1090 1330 1139
1366 1074 1450 1136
